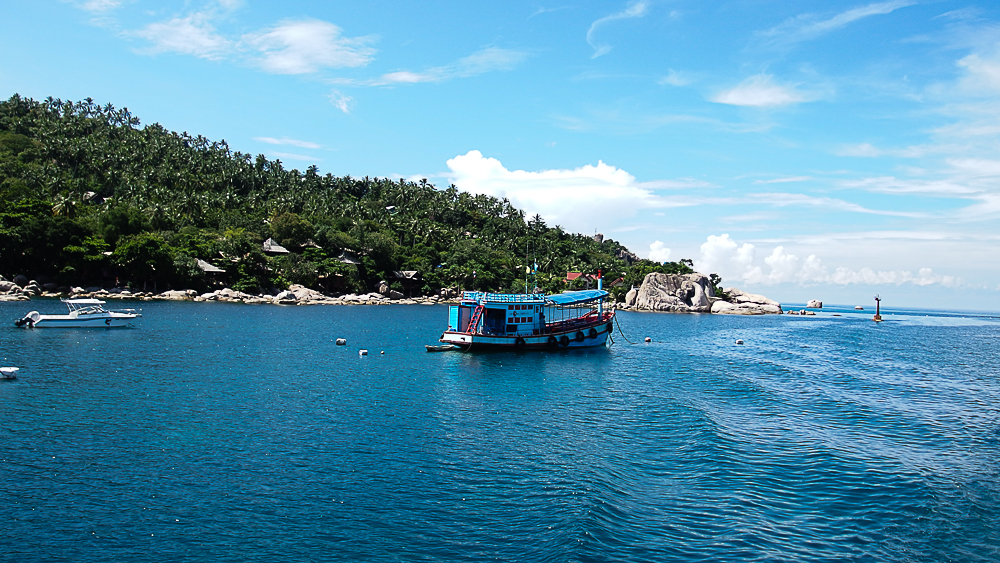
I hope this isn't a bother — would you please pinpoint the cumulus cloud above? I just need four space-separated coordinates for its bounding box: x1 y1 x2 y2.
648 241 671 262
587 0 649 58
445 150 687 235
712 75 813 107
242 19 376 74
130 10 376 75
694 233 959 287
132 13 232 59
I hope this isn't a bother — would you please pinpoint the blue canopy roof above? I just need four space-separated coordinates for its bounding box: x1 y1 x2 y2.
545 290 609 306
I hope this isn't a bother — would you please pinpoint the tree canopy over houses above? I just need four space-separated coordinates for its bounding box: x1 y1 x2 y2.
0 95 700 298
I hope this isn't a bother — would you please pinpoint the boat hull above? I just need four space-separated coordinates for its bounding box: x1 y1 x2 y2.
440 320 614 350
30 314 137 328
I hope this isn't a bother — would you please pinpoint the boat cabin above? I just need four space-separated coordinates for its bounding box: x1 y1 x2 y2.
450 293 546 337
64 298 111 315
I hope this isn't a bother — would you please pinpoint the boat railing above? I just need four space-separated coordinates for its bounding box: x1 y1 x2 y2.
544 311 615 333
462 291 544 304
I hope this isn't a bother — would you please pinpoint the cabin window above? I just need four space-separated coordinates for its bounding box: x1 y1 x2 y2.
508 305 514 310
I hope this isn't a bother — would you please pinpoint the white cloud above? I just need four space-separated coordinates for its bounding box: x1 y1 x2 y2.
254 137 321 149
328 90 353 113
712 75 812 107
837 142 884 157
79 0 122 12
445 150 688 234
373 47 529 85
760 1 915 45
648 241 671 262
696 234 756 280
658 69 694 87
844 176 981 196
132 13 232 59
587 0 649 58
694 233 960 288
956 51 1000 95
746 192 926 217
242 19 376 74
753 176 811 184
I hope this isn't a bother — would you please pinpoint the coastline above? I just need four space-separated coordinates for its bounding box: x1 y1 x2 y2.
1 285 463 306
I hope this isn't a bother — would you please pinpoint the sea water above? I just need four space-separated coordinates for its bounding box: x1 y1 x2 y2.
0 300 997 562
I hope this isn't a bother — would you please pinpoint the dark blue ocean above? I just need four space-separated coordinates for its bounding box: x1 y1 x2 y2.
1 300 998 562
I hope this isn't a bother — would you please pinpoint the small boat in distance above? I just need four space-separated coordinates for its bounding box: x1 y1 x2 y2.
0 367 18 379
439 278 615 350
15 299 140 328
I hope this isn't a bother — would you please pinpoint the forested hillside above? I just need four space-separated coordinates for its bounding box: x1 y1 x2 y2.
0 95 698 298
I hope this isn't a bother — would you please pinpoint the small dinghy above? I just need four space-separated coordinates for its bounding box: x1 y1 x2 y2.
0 367 19 379
425 344 459 352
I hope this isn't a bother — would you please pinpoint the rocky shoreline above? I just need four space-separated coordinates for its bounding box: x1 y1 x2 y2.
0 282 457 306
1 273 783 313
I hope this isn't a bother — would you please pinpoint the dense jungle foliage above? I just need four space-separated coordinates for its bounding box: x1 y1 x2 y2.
0 95 704 299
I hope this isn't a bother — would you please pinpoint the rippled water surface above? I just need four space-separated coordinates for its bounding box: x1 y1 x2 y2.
1 301 998 561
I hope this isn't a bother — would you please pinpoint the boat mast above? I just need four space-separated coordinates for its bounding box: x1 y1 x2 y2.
598 269 603 318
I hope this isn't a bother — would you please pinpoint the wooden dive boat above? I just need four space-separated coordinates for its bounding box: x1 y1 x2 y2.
439 284 615 351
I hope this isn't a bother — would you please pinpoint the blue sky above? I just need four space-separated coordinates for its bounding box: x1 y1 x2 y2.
4 0 1000 309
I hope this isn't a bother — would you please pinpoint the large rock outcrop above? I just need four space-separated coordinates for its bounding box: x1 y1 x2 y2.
620 273 782 315
622 273 714 312
711 288 782 315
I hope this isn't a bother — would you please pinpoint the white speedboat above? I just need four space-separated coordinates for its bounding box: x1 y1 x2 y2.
15 299 141 328
0 367 18 379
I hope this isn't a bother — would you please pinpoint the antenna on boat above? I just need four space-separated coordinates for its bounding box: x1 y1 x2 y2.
524 241 529 295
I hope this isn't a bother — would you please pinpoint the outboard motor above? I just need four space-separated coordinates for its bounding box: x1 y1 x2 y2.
15 311 39 328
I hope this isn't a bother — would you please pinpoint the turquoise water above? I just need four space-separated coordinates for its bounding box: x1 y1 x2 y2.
1 300 998 561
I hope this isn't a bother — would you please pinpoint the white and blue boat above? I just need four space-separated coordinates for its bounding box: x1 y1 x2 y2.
15 299 141 328
439 284 615 350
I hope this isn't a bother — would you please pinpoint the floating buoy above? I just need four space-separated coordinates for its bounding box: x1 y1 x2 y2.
735 339 744 345
335 338 347 345
359 349 368 356
380 351 384 355
644 337 651 342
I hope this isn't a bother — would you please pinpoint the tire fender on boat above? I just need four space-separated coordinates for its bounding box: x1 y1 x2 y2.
515 337 526 348
588 328 598 339
559 335 570 346
547 336 558 347
574 331 585 342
